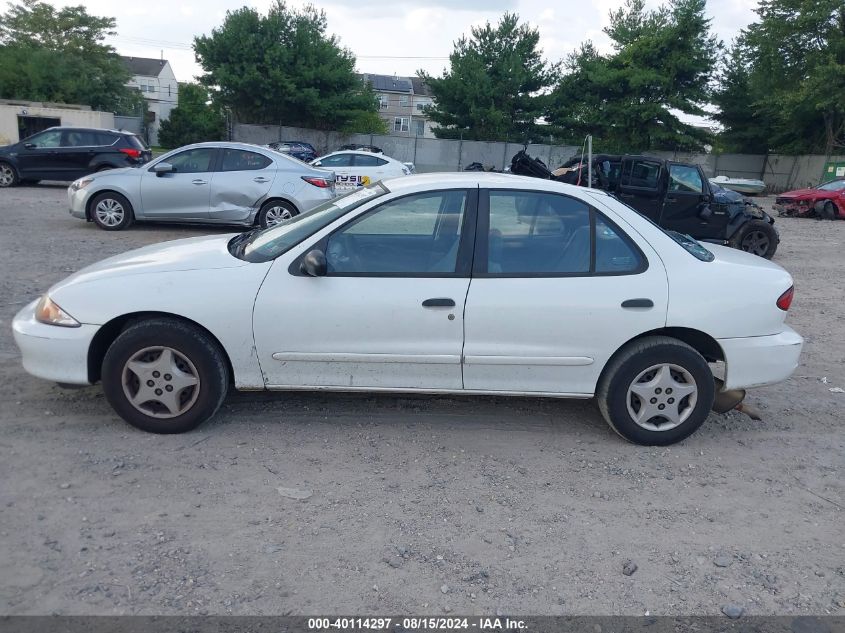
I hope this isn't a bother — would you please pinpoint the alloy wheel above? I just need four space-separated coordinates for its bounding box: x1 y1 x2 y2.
741 230 770 256
626 363 698 431
95 198 125 227
264 205 293 227
121 346 201 419
0 164 14 187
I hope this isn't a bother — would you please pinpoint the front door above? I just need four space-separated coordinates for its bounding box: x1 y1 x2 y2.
662 163 710 236
463 189 668 395
208 147 275 222
139 147 217 220
252 188 476 389
16 129 64 179
316 154 357 191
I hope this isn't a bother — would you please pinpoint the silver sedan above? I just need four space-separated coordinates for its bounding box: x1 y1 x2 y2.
68 142 336 230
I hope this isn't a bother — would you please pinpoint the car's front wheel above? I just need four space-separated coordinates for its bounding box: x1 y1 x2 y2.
258 199 298 228
597 336 715 445
101 318 229 434
731 220 778 259
821 201 839 220
90 192 134 230
0 161 18 188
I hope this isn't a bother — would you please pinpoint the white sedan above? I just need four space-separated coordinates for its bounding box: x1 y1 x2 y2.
12 174 803 445
311 150 412 191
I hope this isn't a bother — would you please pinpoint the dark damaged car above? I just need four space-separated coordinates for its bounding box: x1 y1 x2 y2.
774 178 845 220
511 151 779 259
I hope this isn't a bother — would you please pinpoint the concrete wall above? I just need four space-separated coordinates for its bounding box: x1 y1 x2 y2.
233 123 843 193
114 116 143 135
0 101 115 145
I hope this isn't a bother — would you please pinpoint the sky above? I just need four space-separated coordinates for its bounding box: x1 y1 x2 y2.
36 0 760 83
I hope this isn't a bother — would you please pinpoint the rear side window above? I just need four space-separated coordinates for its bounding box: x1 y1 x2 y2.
62 131 99 147
96 132 118 146
126 135 148 150
221 149 272 171
354 154 388 167
595 215 643 273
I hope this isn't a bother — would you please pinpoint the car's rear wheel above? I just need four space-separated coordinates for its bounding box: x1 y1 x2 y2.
96 165 114 172
597 336 715 445
731 220 778 259
101 318 229 434
258 200 298 228
90 192 134 230
0 161 18 188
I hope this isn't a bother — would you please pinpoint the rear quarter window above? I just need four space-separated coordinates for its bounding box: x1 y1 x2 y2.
126 135 148 150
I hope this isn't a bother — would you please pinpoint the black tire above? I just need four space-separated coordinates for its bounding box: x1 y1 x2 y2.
90 191 134 231
0 161 18 188
731 220 778 259
101 318 229 434
96 165 115 172
821 201 838 221
258 199 299 228
596 336 715 446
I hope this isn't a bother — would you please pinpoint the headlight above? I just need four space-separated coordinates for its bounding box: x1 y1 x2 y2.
69 177 94 192
35 295 80 328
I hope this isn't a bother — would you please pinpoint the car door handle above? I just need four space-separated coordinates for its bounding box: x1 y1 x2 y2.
621 298 654 308
665 197 678 203
422 298 455 308
620 193 635 199
253 177 270 183
192 179 208 185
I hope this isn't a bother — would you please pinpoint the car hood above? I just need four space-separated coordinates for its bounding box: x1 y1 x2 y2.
89 166 137 179
49 234 247 292
778 188 828 199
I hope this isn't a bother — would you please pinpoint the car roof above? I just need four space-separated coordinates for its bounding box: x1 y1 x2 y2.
381 172 613 196
39 126 134 135
320 150 399 161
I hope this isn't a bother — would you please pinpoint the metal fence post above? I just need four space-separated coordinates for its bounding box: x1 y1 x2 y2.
457 132 463 171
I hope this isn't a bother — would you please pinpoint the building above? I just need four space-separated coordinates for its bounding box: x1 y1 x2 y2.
359 73 436 138
0 99 115 146
120 56 179 146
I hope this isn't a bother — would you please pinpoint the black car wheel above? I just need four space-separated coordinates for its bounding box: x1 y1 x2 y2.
597 336 715 446
0 161 18 188
90 192 135 231
101 318 229 434
821 201 839 220
731 220 778 259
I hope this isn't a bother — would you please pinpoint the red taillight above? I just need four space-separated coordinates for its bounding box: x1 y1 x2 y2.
301 176 332 188
776 285 794 311
120 148 142 159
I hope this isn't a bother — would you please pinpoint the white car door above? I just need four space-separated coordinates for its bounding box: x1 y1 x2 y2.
252 188 476 390
463 188 668 395
139 148 215 220
208 148 276 222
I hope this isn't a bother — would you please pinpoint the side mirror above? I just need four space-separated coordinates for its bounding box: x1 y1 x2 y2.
24 143 36 149
300 249 327 277
153 162 174 176
313 161 322 167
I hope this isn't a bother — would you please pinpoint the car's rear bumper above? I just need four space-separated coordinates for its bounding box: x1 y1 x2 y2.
12 300 97 385
719 326 803 390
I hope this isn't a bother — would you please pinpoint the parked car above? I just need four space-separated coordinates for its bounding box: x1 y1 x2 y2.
337 144 383 154
511 151 780 259
13 173 802 445
267 141 317 163
773 178 845 220
0 127 151 187
310 150 413 191
67 142 335 231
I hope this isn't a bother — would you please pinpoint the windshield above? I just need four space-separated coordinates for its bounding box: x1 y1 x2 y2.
817 180 845 192
232 183 389 263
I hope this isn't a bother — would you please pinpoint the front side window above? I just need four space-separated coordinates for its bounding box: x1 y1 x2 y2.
326 190 467 275
817 180 845 191
164 148 215 173
668 164 703 193
26 130 62 148
317 154 353 167
221 149 272 171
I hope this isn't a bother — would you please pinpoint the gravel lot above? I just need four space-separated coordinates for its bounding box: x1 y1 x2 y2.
0 183 842 617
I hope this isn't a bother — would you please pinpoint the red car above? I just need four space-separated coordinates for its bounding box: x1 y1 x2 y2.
774 178 845 219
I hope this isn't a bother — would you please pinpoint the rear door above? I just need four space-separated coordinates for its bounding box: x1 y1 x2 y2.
353 153 392 181
462 188 668 395
59 129 101 179
208 148 276 222
139 147 217 220
661 163 711 236
617 157 664 222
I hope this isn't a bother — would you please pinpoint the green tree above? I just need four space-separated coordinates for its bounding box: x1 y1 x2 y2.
419 13 558 142
194 1 378 130
157 83 226 149
715 0 845 154
547 0 719 152
0 0 139 113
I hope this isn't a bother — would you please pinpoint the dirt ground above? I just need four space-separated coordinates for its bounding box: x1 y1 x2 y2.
0 184 842 617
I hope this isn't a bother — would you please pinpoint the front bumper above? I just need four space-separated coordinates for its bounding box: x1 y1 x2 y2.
12 300 98 385
719 326 803 390
68 187 90 220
